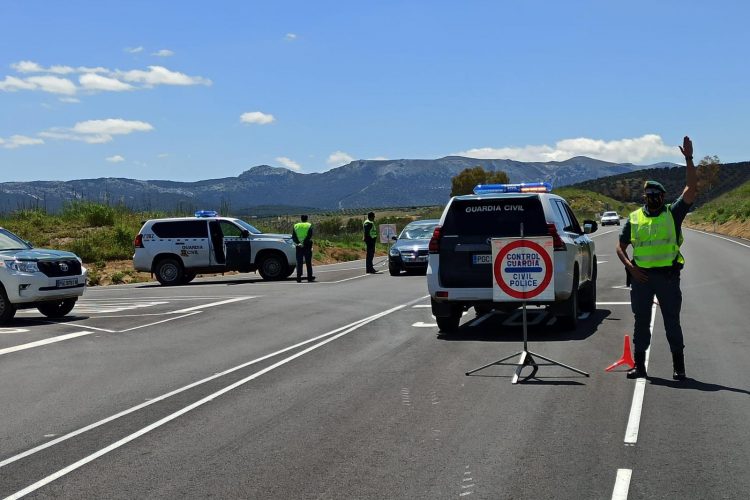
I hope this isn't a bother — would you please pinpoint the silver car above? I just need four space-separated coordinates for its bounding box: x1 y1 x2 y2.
388 219 440 276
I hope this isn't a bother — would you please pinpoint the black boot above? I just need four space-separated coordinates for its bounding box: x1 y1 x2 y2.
627 351 647 379
672 351 686 380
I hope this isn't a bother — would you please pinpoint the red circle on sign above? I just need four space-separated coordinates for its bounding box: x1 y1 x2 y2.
493 239 553 299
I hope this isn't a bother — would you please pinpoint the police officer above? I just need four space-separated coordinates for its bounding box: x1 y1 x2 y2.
363 211 378 273
293 214 315 283
616 136 697 380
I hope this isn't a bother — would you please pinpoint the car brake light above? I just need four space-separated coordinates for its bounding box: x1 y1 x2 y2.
428 226 442 253
134 234 144 248
547 223 566 251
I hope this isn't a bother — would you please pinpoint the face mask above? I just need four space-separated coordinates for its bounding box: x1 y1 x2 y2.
645 192 664 210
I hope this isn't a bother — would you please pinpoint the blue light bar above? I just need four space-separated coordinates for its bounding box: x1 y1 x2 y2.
195 210 219 218
473 182 552 195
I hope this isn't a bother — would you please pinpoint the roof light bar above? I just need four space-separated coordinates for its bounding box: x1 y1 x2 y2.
473 182 552 195
195 210 219 218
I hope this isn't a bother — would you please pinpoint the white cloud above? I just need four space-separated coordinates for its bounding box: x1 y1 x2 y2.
240 111 275 125
40 118 154 144
157 153 169 158
454 134 678 163
11 61 44 73
116 65 211 86
0 135 45 149
285 33 298 41
151 49 174 57
276 156 302 171
0 75 36 91
369 156 389 161
25 75 77 95
327 151 354 166
59 97 81 103
106 155 125 163
79 73 134 92
125 46 144 54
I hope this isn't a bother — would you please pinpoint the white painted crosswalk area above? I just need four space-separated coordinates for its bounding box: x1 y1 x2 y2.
17 300 169 315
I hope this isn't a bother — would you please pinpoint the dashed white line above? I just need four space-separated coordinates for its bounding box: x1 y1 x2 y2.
611 469 632 500
0 331 92 357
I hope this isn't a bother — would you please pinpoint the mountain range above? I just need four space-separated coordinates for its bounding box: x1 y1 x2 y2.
0 156 676 214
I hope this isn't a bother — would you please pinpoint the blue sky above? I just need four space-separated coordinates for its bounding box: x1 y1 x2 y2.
1 1 748 182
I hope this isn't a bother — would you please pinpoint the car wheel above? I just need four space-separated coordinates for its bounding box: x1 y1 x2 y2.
258 254 285 280
0 285 17 325
155 258 184 286
579 261 597 314
557 270 579 330
181 272 197 284
436 313 461 333
389 263 400 276
37 298 77 318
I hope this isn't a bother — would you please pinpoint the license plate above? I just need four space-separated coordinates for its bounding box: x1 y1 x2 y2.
472 254 492 265
56 278 79 288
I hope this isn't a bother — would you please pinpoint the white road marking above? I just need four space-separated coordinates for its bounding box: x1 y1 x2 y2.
611 468 632 500
467 312 495 327
169 296 255 314
119 312 202 333
4 300 415 499
624 302 657 444
611 285 631 290
685 227 750 249
597 302 632 305
0 328 29 334
0 331 92 357
598 260 609 263
0 298 426 473
412 304 431 308
412 322 437 328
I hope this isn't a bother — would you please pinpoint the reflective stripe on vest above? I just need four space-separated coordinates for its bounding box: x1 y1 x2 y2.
629 206 684 268
364 220 376 239
294 222 311 242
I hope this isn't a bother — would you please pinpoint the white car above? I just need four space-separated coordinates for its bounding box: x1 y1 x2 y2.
426 183 598 332
0 227 87 324
133 212 297 285
600 211 621 226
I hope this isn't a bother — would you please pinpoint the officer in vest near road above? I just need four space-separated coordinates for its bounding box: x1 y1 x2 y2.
616 136 698 380
293 215 315 283
363 211 378 273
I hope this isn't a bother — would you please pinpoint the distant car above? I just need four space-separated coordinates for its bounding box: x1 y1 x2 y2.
600 211 621 226
0 227 87 324
388 219 440 276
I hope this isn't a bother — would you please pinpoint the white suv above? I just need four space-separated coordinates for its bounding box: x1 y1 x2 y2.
133 213 297 285
426 184 598 332
0 227 87 324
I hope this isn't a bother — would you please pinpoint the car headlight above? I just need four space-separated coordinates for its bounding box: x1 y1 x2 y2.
389 247 400 256
5 260 39 273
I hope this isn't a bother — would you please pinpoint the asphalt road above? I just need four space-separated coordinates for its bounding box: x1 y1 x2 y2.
1 227 748 499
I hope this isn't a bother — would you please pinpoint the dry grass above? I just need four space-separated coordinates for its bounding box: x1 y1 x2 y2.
684 219 750 240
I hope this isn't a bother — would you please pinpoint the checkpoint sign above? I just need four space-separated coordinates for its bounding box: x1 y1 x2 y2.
379 224 398 244
492 237 554 302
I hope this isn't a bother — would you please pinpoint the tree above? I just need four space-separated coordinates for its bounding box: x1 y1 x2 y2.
697 155 721 193
450 166 509 197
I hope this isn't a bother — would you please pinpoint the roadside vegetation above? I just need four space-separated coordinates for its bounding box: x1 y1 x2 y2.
683 178 750 239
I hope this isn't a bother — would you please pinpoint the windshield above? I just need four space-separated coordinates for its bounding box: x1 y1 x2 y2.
0 228 32 251
603 212 618 217
234 219 262 234
399 224 438 240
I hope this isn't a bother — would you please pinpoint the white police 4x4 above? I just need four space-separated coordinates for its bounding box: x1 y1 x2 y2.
0 227 87 324
133 212 297 285
427 183 598 332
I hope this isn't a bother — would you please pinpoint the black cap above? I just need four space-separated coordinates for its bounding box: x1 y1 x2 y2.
643 180 666 193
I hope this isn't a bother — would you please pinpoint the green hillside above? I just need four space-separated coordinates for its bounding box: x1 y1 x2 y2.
687 179 750 224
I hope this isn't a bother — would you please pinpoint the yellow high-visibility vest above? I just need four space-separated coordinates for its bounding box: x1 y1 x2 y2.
629 206 684 268
364 219 377 239
294 222 312 242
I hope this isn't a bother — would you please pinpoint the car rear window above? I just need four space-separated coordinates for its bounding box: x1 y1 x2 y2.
151 220 209 238
442 196 548 237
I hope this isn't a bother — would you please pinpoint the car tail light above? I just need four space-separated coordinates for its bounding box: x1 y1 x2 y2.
134 234 144 248
547 223 566 251
428 226 442 254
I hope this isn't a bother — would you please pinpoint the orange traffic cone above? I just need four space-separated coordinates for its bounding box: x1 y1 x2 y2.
605 335 635 371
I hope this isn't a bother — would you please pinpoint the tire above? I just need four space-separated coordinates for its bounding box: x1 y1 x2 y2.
37 298 77 318
155 258 184 286
436 314 461 333
389 264 400 276
579 261 597 313
0 285 17 325
181 272 197 284
557 270 579 330
258 254 285 281
474 305 493 316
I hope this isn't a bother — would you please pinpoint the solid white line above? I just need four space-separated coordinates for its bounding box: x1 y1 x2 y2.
323 274 371 284
685 227 750 249
169 296 255 314
0 298 425 471
4 300 415 499
412 304 431 308
118 312 202 333
611 468 632 500
624 302 657 444
597 302 632 305
0 331 92 357
412 322 437 328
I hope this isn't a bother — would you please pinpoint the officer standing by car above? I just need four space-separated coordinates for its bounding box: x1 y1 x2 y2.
293 215 315 283
363 211 378 273
616 136 697 380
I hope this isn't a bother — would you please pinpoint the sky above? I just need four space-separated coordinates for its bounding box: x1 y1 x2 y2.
1 1 748 182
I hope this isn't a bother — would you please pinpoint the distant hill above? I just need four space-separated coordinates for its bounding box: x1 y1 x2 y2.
0 156 675 215
570 161 750 208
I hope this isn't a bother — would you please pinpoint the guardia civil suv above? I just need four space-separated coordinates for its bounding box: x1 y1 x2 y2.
0 227 87 324
133 211 297 285
426 183 598 332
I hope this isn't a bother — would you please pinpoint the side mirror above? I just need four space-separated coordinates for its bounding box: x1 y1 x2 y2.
391 235 397 241
25 240 33 248
241 230 250 238
583 220 598 234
